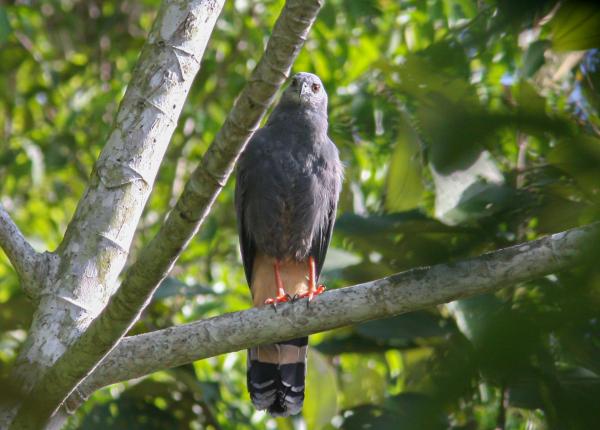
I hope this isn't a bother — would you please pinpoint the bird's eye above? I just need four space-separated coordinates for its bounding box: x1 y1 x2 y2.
291 78 298 87
311 83 320 93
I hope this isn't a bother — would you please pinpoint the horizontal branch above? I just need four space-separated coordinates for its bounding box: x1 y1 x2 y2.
0 204 44 297
69 223 598 407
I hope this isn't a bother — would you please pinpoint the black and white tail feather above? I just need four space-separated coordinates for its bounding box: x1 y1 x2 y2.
247 337 308 417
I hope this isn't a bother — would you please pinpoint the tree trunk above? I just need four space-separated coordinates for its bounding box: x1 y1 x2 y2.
1 0 225 427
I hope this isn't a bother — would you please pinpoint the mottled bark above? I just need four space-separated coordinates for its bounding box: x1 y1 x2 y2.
65 223 597 410
5 1 224 429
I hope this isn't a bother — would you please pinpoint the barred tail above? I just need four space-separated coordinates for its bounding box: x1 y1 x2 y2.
247 337 308 417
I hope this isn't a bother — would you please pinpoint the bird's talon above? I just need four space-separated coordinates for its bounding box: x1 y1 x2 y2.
264 294 290 307
296 284 326 305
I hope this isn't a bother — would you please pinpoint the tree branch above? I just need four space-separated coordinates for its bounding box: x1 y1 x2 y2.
0 204 44 297
9 1 324 428
67 223 598 409
7 0 225 428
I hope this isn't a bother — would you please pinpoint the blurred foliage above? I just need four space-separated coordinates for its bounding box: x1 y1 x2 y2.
1 0 600 429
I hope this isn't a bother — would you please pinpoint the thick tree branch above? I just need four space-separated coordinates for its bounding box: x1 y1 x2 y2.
7 1 225 428
0 205 59 300
10 1 323 428
66 223 598 409
0 204 46 297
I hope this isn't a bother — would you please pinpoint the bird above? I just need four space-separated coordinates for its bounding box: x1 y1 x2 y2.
235 72 343 417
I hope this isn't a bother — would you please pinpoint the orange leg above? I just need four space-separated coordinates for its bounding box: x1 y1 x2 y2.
297 256 326 302
264 260 291 305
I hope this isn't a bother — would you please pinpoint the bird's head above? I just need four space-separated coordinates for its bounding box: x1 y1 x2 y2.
279 72 328 114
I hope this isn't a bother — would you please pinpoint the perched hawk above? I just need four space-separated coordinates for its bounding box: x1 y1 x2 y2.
235 72 343 416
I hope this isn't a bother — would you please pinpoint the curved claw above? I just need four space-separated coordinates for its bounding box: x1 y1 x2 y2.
264 293 291 305
297 284 326 304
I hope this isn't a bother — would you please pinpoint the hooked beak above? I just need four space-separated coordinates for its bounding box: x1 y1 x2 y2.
300 82 311 100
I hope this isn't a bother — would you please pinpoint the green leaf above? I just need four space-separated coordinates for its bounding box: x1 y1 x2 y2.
548 136 600 196
514 80 547 114
0 293 33 330
81 397 179 430
431 150 505 225
521 40 551 78
350 89 375 137
316 332 409 355
356 312 454 344
339 353 387 409
446 295 502 346
336 211 467 237
343 393 446 430
549 3 600 51
0 7 11 46
304 349 337 430
342 405 400 430
0 44 27 72
385 118 425 212
439 181 520 225
322 247 362 273
153 277 215 300
508 375 545 409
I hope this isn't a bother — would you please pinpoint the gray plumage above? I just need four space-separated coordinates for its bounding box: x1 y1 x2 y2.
235 72 343 417
236 72 343 283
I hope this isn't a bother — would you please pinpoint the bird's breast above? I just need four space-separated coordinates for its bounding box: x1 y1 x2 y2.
248 150 329 260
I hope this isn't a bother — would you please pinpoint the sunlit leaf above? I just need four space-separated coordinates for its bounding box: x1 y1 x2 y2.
339 354 387 409
431 150 505 225
304 349 338 430
549 3 600 51
385 118 425 212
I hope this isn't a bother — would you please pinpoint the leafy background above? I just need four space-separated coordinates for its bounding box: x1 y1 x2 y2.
1 0 600 429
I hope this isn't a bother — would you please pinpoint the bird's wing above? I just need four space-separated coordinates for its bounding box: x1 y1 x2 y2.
310 197 338 280
310 139 343 280
235 142 257 286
